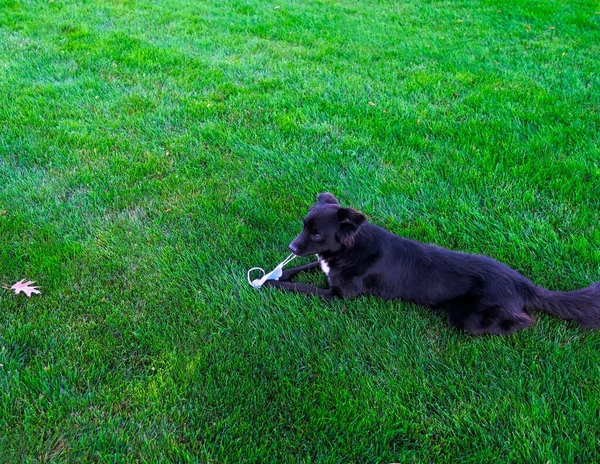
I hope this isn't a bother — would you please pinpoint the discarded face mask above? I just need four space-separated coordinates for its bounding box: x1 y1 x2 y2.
247 253 296 289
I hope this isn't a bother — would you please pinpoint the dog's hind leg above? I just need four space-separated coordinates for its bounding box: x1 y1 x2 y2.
442 297 534 335
460 304 535 335
279 261 321 282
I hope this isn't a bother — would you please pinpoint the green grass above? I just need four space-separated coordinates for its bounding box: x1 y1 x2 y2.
1 0 599 461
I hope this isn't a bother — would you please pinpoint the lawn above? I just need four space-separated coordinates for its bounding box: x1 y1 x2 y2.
1 0 599 461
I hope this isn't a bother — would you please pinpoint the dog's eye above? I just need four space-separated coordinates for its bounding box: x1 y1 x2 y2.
312 233 322 240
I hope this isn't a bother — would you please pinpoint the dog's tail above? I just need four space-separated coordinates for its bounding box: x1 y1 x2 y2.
523 281 600 328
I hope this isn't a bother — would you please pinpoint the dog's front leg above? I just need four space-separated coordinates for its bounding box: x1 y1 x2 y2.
279 261 320 282
262 280 333 300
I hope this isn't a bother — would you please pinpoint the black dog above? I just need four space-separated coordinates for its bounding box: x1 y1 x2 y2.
264 193 600 334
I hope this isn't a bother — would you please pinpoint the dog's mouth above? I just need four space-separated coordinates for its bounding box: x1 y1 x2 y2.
288 243 315 257
288 246 308 257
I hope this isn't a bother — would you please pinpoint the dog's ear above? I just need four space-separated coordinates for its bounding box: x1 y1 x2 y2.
336 208 366 247
317 192 339 205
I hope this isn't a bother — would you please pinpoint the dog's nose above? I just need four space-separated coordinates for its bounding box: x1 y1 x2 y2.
288 243 298 254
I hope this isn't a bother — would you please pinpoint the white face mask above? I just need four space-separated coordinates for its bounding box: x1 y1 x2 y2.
247 253 296 289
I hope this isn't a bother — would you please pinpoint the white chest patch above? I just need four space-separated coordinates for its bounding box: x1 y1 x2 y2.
316 254 330 276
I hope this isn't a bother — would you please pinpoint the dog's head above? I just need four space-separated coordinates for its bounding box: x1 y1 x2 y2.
288 193 367 257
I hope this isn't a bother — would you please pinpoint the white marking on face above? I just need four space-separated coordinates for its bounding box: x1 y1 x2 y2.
316 254 330 276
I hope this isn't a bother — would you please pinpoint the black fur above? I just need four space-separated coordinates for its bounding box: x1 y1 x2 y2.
264 193 600 335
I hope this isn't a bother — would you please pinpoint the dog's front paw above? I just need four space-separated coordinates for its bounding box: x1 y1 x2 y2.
278 270 294 282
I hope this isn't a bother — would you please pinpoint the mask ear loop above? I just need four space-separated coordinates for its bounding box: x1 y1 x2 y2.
279 253 296 268
247 267 266 287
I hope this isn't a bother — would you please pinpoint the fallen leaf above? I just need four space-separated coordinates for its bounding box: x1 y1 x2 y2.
368 101 375 106
9 279 41 297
